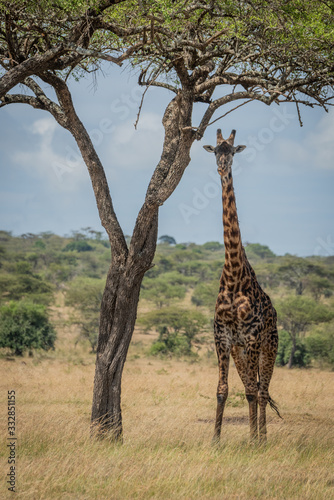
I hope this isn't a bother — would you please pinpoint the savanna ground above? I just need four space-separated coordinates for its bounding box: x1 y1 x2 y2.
1 297 334 500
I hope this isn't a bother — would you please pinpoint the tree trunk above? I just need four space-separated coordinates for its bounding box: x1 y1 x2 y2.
91 212 159 440
90 271 142 441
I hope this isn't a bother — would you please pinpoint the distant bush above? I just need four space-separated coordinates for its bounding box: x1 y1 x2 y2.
245 243 276 259
276 330 311 368
306 322 334 369
191 281 218 309
34 240 46 249
202 241 224 251
158 235 176 245
63 241 93 252
65 277 104 352
141 276 186 308
0 263 53 305
0 301 56 355
139 307 208 357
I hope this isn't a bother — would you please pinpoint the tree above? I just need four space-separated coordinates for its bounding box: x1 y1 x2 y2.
0 301 56 355
275 296 333 369
306 321 334 369
1 0 334 440
244 244 276 261
305 274 333 301
141 273 187 307
65 277 104 352
63 241 94 252
276 329 311 368
158 235 176 245
0 261 53 305
191 280 219 309
138 306 208 357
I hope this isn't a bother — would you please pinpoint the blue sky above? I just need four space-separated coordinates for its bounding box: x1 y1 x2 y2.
0 64 333 256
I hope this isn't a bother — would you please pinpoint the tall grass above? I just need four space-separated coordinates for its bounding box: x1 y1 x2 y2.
1 353 334 499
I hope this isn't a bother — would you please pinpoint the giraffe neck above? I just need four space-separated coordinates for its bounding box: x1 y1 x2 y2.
221 172 244 274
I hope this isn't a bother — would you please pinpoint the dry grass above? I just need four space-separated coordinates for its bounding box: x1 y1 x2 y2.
1 345 334 499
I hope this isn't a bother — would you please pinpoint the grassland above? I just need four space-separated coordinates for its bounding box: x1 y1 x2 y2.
1 317 334 500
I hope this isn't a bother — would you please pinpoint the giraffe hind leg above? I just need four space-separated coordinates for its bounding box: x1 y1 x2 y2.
258 345 277 443
232 344 258 442
213 338 231 443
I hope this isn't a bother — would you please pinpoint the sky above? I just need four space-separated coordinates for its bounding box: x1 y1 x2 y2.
0 63 333 257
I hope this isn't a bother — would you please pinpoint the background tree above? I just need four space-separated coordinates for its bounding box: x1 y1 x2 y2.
141 274 187 308
138 306 208 357
0 301 56 356
158 235 176 245
275 296 333 369
65 277 105 353
1 0 334 440
305 321 334 369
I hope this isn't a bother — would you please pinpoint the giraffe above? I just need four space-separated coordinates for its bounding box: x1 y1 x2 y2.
203 128 280 444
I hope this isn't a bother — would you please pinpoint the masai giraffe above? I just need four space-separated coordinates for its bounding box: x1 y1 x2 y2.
203 129 280 443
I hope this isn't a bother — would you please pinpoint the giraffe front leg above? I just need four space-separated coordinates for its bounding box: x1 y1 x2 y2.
213 342 230 444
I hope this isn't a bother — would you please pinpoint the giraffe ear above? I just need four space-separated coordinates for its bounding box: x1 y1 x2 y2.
234 145 246 154
203 145 215 153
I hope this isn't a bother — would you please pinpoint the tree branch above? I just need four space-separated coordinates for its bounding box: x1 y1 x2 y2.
0 44 66 98
38 71 128 257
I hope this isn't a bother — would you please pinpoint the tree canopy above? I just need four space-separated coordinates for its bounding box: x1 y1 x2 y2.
1 0 334 120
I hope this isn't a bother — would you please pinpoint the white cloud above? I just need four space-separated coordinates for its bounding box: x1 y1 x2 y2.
11 117 88 190
106 112 164 170
31 117 57 136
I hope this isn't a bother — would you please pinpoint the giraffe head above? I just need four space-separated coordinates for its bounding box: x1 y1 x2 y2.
203 129 246 177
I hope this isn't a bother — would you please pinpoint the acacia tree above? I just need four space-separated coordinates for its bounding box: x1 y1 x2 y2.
1 0 334 441
275 296 333 369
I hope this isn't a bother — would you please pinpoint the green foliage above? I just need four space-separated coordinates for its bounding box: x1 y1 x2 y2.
245 243 276 260
34 240 46 249
63 240 93 252
65 277 104 352
158 235 176 245
276 296 334 334
191 281 218 310
141 274 186 308
1 231 334 367
275 296 334 367
202 241 224 251
0 261 52 305
276 330 311 368
306 322 334 369
306 274 333 300
0 301 56 355
139 307 208 357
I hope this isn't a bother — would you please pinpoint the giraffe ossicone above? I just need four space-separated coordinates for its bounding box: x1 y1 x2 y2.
204 128 281 444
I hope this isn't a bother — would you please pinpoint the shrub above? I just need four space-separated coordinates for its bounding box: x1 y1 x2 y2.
63 241 93 252
139 307 208 357
0 301 56 355
276 330 311 368
65 277 104 352
306 323 334 368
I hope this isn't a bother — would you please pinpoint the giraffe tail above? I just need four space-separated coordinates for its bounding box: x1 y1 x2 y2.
257 376 283 420
268 395 283 420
